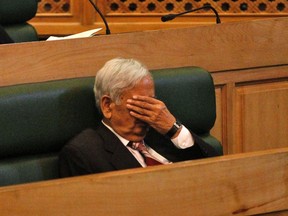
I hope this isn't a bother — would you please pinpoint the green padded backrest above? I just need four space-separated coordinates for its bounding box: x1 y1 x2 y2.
0 77 99 186
0 0 38 42
0 154 59 186
0 0 38 24
0 78 99 159
0 66 222 187
153 67 216 134
3 23 38 42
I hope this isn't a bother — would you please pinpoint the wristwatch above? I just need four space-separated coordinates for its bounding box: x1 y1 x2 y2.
166 120 182 138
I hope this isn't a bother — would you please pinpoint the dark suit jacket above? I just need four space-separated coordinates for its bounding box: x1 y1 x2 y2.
59 123 220 177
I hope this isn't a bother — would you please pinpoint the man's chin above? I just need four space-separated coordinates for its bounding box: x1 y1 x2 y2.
136 132 146 139
131 131 147 141
139 127 149 135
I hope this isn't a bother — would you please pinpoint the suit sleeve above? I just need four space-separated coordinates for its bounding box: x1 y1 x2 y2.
58 145 93 178
190 131 221 157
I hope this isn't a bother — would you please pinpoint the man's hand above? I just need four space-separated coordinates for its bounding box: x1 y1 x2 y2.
126 95 175 135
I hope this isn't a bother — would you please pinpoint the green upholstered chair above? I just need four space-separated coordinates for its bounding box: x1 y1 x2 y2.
0 0 38 43
0 67 222 187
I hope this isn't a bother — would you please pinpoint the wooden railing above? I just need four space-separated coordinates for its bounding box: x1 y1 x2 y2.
0 148 287 215
1 17 287 87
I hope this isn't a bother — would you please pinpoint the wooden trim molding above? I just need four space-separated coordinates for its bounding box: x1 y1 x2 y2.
0 148 287 215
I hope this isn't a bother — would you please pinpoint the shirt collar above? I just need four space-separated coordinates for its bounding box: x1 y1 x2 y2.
101 120 130 146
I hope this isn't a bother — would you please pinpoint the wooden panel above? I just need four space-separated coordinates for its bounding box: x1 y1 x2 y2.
235 81 288 153
210 86 223 148
1 17 288 88
212 65 288 154
31 0 288 36
105 0 288 14
32 0 97 36
210 84 230 155
37 0 71 14
260 211 288 216
0 148 287 215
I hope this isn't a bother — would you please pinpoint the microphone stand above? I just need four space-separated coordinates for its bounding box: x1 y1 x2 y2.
161 5 221 24
88 0 111 34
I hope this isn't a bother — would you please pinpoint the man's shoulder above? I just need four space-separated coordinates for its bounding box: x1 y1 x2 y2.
66 127 103 149
77 128 99 138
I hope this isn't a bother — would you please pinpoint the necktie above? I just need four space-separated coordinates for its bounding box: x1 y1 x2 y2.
128 141 162 166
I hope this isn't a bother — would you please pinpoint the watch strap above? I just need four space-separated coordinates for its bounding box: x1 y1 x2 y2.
166 120 182 138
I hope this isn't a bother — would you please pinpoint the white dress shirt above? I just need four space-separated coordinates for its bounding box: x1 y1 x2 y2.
102 121 194 167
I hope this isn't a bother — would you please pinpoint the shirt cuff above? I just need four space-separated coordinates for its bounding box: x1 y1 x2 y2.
171 125 194 149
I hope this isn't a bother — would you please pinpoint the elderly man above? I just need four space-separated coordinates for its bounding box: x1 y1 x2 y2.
59 57 219 177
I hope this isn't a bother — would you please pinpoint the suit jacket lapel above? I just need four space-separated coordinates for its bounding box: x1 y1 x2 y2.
97 123 142 170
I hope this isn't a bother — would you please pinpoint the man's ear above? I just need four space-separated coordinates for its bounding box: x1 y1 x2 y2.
101 95 113 119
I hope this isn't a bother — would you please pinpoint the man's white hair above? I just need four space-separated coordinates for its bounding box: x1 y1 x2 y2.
93 57 152 111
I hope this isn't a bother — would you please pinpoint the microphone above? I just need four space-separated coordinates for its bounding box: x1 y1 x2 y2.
88 0 111 34
161 5 221 24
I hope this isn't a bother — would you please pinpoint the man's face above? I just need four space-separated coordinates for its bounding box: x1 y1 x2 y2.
102 75 155 142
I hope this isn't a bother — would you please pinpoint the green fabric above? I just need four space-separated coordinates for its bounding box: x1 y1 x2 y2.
0 77 99 159
0 0 38 42
0 0 38 24
201 133 223 156
0 154 59 187
3 23 38 42
152 67 216 134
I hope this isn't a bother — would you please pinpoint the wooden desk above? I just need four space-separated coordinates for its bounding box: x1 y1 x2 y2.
0 148 287 215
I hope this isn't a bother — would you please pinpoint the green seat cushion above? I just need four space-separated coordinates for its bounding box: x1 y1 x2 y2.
0 77 99 159
0 0 38 24
0 153 59 187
